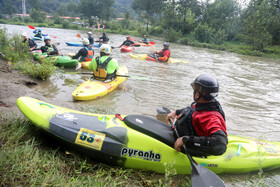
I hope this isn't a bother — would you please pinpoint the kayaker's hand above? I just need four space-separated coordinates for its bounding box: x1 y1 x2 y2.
174 137 184 152
166 111 176 123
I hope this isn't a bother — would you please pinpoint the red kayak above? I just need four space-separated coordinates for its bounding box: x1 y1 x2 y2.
121 46 134 52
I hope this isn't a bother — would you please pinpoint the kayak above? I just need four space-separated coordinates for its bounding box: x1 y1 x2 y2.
33 52 78 67
129 53 189 64
32 36 43 41
80 61 91 69
66 42 101 48
72 66 128 100
17 96 280 175
121 46 134 52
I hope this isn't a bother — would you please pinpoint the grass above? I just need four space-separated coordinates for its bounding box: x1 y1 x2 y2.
0 114 191 186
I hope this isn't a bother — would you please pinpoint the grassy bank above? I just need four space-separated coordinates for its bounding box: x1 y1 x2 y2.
0 115 190 186
0 28 56 80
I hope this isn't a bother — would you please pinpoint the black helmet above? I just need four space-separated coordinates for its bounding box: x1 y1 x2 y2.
191 74 219 100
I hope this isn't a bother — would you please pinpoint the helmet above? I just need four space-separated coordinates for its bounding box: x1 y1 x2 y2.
82 38 90 45
44 36 51 41
144 35 147 37
87 32 92 35
22 32 27 37
100 44 111 55
102 32 106 35
38 29 42 32
163 42 169 47
191 74 219 100
127 35 130 38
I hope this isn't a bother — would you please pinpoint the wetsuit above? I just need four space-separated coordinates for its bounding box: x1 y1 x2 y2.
175 100 227 157
23 38 37 49
119 40 134 47
142 38 149 44
72 45 94 61
41 44 58 55
99 35 109 43
88 36 94 44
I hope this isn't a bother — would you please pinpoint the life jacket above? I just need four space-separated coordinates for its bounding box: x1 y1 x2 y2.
124 40 133 46
81 47 94 62
34 32 42 38
93 57 116 81
175 100 225 137
45 45 54 52
159 48 170 62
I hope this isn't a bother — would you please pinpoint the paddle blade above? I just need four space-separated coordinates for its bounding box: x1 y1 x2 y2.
133 44 141 47
149 42 155 45
28 25 35 29
75 63 82 70
77 33 81 38
156 107 171 115
50 35 57 38
191 163 225 187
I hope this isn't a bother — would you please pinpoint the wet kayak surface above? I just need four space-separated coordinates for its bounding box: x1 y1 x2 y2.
2 24 280 185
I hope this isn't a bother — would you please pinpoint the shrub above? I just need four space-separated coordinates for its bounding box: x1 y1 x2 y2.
149 26 163 36
163 28 182 42
62 21 70 29
71 24 79 30
211 29 227 45
0 19 7 24
194 23 213 43
23 17 32 23
48 22 55 27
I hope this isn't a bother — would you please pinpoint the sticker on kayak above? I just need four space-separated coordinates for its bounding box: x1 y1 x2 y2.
121 147 161 162
55 113 78 123
75 128 106 150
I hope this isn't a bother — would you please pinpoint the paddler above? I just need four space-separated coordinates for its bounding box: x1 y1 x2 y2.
71 38 94 62
33 28 47 38
98 32 110 44
139 34 149 44
22 32 37 51
87 32 94 44
88 44 119 81
119 35 134 47
41 36 58 55
154 42 171 62
166 75 228 157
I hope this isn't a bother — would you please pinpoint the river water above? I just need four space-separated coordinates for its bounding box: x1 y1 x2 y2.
2 24 280 186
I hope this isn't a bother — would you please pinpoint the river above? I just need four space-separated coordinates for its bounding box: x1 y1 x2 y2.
1 24 280 186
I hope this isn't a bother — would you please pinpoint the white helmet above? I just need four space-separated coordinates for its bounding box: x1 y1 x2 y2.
100 44 111 55
87 32 92 35
82 38 90 45
44 36 51 41
22 32 27 37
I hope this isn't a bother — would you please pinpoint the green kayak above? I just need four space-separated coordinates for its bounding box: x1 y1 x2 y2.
17 97 280 175
33 52 78 67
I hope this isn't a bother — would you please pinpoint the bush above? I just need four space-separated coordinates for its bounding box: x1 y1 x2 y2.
62 21 70 29
23 17 32 23
163 28 182 42
211 29 227 45
48 22 55 27
194 23 213 43
71 24 79 29
0 19 7 24
149 26 163 36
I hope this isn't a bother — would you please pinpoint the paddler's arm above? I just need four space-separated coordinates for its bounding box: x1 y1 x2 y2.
72 48 86 59
88 58 97 72
175 130 228 156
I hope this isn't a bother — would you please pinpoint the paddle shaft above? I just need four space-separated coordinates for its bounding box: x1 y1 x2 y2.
78 72 130 78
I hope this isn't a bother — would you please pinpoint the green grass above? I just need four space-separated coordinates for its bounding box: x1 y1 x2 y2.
0 115 191 186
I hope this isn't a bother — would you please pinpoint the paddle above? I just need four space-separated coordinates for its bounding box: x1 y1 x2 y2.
67 72 149 80
156 107 225 187
28 25 57 38
112 44 140 49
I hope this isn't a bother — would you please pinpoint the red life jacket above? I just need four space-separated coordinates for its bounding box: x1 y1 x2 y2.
159 48 171 62
81 46 94 62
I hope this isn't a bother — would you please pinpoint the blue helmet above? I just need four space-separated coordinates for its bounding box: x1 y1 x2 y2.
38 29 42 32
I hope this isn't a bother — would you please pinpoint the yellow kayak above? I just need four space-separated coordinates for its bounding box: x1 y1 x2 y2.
80 61 91 69
72 66 128 100
129 54 189 64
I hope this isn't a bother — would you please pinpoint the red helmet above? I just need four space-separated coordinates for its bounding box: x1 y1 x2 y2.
127 35 131 38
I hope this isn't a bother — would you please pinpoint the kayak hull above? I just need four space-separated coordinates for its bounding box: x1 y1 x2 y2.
129 54 189 64
33 52 78 67
32 36 43 41
72 66 128 100
17 96 280 175
66 42 101 48
121 46 134 52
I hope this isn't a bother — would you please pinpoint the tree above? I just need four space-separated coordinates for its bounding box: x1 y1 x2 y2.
27 0 43 10
132 0 164 31
29 8 45 23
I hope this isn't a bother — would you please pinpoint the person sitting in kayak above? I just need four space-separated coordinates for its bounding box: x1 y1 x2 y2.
98 32 110 44
166 75 228 157
41 36 58 55
22 32 37 51
154 42 171 62
88 32 94 44
72 38 94 62
33 28 47 38
119 36 135 47
140 35 149 44
88 44 119 81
